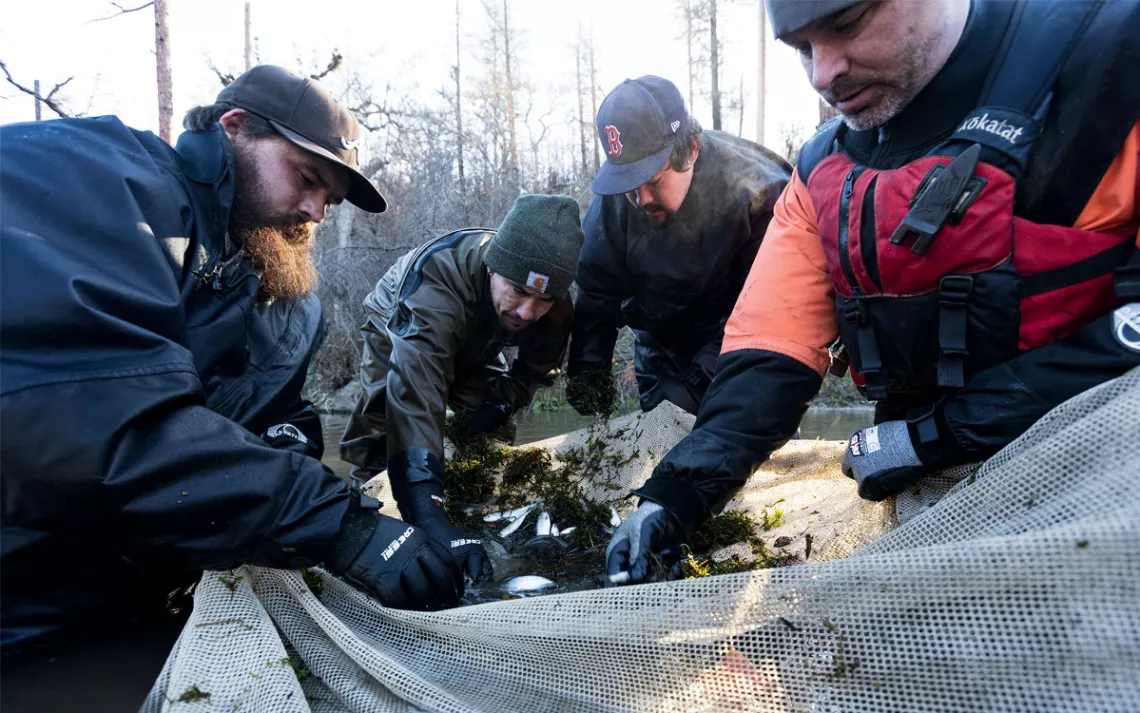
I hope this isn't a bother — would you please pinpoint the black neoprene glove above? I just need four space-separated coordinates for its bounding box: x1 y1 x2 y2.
566 369 617 416
327 494 464 610
459 396 514 443
389 449 494 583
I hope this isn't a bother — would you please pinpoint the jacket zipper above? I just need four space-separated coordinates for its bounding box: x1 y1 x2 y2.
837 166 865 296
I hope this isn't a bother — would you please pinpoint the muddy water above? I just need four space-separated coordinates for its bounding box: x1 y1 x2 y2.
318 406 873 603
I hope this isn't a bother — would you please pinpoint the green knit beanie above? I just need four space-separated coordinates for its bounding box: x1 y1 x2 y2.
483 194 585 299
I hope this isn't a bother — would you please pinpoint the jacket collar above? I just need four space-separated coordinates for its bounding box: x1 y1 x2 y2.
174 125 237 252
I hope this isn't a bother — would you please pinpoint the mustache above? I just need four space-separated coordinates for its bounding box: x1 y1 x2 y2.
821 76 880 107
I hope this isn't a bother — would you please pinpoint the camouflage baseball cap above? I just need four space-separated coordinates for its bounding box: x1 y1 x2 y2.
217 64 387 213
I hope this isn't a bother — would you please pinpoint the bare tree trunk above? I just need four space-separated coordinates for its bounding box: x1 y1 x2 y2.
576 30 589 176
589 37 600 172
709 0 721 131
685 0 695 110
502 0 519 176
737 76 745 136
455 0 467 214
33 79 42 121
244 2 253 71
154 0 173 143
757 0 766 144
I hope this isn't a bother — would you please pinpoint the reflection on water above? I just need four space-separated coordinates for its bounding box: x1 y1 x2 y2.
319 406 872 481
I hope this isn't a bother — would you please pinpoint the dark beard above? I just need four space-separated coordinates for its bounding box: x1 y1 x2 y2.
229 139 319 301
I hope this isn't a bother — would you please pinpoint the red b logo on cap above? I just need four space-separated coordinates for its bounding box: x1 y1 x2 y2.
604 125 622 157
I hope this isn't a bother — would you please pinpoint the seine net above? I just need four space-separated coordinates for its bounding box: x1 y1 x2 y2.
144 367 1140 712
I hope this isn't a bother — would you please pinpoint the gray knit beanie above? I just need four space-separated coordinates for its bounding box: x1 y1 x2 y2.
483 194 585 299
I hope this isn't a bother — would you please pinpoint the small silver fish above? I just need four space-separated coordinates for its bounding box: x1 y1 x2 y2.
483 500 542 523
535 511 552 537
502 575 556 594
558 526 576 536
550 524 560 538
500 507 534 536
609 506 622 528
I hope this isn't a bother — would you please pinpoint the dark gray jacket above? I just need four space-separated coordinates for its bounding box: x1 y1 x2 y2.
339 229 573 473
0 117 354 650
570 131 791 372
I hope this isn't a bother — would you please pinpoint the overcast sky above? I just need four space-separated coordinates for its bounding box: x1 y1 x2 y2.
1 0 822 154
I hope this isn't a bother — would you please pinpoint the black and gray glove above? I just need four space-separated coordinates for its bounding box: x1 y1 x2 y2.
459 396 514 443
327 495 464 611
566 369 618 416
841 420 928 501
605 502 684 584
389 449 493 583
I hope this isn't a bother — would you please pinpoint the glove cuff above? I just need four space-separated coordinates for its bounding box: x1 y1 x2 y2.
387 448 447 524
905 402 967 469
632 476 707 538
326 491 382 574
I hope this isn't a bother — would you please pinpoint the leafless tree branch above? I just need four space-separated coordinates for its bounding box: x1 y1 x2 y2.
206 59 236 87
88 1 154 23
309 52 343 81
0 60 74 117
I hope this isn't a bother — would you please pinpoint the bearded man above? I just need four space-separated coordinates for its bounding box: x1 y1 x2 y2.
0 66 465 701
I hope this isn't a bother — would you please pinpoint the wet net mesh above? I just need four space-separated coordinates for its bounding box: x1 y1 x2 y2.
144 367 1140 712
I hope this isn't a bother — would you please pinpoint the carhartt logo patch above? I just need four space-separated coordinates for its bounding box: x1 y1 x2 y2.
604 125 622 156
526 272 549 293
670 120 681 133
1112 303 1140 353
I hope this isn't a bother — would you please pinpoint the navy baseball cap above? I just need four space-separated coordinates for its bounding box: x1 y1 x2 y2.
766 0 862 39
591 76 689 196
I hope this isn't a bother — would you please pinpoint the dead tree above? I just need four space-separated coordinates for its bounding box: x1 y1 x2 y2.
575 27 591 176
502 0 520 176
154 0 173 143
244 3 253 70
454 0 467 212
709 0 721 130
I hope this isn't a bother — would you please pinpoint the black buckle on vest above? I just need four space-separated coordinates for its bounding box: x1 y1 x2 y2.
937 275 974 389
827 339 851 377
890 144 983 256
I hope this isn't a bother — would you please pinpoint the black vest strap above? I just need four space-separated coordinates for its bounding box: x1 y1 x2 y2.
936 275 974 389
1020 240 1136 298
843 299 887 400
949 0 1102 176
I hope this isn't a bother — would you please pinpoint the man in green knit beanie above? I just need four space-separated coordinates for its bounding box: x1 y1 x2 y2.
340 193 584 584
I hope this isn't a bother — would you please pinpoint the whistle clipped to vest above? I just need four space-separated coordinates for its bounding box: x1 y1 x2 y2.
889 143 986 256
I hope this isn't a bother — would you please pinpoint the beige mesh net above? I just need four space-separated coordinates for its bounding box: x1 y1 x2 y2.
143 367 1140 712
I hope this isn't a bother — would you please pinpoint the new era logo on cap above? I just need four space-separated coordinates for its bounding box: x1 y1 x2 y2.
526 272 549 293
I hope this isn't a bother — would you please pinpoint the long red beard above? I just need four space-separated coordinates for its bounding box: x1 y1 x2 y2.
242 224 319 300
229 137 320 300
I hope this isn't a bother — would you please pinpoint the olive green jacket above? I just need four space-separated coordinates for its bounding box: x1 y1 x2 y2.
339 229 573 473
